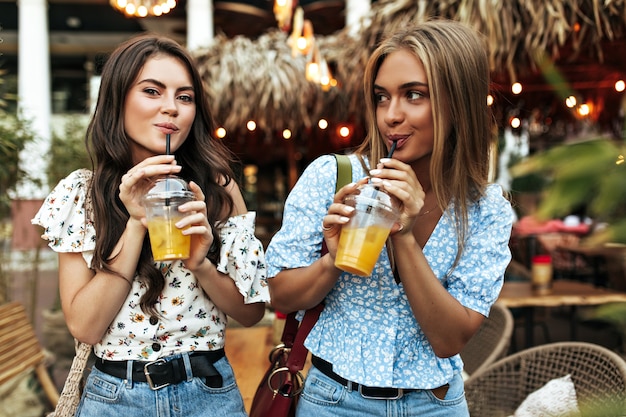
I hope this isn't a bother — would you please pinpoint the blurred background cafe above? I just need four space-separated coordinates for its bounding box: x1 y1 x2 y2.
2 0 625 249
1 0 626 414
1 0 625 247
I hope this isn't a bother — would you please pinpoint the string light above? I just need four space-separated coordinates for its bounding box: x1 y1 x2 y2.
277 1 336 90
305 44 336 90
274 0 295 32
288 8 314 56
577 103 591 117
338 125 351 138
110 0 176 18
565 96 577 108
215 127 226 139
305 60 320 83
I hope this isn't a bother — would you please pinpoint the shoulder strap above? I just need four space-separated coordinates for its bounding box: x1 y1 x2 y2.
319 153 351 257
280 154 352 364
334 153 352 192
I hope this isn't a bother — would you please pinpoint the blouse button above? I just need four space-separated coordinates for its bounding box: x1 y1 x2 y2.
152 343 161 352
149 316 158 325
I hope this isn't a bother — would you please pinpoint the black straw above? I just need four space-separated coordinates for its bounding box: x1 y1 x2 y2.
165 134 171 206
386 140 397 158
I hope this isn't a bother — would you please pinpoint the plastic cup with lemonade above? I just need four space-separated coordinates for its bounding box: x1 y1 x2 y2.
142 176 194 261
334 183 399 276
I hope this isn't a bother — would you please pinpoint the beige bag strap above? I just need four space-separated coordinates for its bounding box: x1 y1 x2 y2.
48 341 91 417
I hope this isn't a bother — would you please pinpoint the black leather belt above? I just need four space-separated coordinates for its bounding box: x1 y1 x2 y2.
95 349 225 390
311 356 417 400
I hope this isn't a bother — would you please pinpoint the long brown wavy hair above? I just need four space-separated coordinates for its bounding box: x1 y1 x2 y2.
86 34 236 316
357 19 495 266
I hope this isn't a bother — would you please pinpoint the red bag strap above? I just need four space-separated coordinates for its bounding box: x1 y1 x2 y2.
283 304 324 373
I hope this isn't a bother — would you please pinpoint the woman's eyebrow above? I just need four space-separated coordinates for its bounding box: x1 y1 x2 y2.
137 78 166 88
137 78 194 93
399 81 428 89
374 81 428 90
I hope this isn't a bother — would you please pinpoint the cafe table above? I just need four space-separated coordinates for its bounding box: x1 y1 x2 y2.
497 280 626 348
556 242 626 288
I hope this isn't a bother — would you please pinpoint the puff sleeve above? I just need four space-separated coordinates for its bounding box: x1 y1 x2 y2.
215 212 270 304
31 169 96 268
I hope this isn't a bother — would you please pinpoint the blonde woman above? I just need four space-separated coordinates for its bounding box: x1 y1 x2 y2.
266 20 515 416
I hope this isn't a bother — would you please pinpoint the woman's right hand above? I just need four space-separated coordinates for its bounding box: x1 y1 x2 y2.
321 177 369 260
118 155 182 222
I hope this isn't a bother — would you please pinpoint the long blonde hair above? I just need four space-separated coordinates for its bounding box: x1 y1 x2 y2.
356 19 494 256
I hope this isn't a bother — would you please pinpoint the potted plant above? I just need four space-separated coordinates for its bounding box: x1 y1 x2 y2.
0 69 37 305
510 136 626 245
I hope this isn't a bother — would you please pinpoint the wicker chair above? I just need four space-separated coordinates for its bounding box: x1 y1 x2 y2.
0 301 59 408
465 341 626 417
461 302 514 379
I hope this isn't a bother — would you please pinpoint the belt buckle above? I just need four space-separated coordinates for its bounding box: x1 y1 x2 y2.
358 385 404 400
144 359 170 390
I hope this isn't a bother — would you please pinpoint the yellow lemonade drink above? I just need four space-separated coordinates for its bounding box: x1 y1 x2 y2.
335 225 391 276
147 216 191 261
143 176 194 262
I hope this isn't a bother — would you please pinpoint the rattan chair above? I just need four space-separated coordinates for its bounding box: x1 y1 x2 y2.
0 301 59 408
461 302 514 379
465 341 626 417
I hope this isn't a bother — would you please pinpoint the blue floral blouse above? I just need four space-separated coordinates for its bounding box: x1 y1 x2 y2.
32 169 270 361
265 154 515 389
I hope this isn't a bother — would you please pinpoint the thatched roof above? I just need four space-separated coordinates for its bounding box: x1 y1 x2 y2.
195 0 626 137
195 32 345 135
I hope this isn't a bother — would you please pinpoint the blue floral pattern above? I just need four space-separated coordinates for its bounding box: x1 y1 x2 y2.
266 154 515 389
32 169 270 361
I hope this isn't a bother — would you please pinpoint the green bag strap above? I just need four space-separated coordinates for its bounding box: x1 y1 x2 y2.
285 156 351 365
334 153 352 192
319 154 351 254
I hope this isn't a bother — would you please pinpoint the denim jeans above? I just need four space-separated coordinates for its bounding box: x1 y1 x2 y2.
75 353 247 417
297 365 469 417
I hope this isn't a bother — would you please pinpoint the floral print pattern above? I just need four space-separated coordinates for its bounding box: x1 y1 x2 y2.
32 169 269 361
266 154 515 389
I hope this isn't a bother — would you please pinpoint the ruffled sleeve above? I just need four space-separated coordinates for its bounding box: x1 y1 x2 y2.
31 169 96 268
215 212 270 304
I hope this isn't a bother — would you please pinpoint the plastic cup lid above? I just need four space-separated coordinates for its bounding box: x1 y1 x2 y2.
345 183 398 216
143 176 194 201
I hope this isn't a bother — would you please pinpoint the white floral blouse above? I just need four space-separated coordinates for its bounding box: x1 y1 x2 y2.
32 169 270 361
